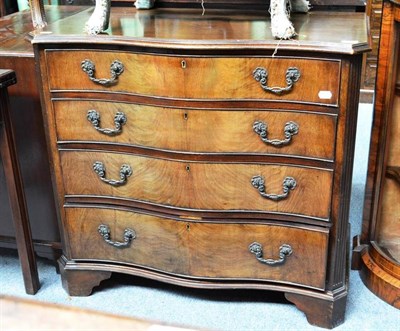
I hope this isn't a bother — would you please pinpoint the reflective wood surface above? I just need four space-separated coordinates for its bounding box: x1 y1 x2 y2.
33 8 370 54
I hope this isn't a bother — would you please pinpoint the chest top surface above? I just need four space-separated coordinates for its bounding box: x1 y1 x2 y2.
32 8 370 54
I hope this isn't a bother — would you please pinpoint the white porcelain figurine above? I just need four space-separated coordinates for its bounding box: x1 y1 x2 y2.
270 0 310 39
84 0 111 35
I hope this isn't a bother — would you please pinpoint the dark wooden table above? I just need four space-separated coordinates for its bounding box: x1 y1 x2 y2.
0 69 39 294
0 6 88 262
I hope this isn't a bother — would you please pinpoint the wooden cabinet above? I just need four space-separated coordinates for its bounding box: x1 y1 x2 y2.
33 8 370 328
353 0 400 309
0 69 39 294
0 6 90 260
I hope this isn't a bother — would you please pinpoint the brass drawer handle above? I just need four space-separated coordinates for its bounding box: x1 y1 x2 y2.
251 175 296 201
87 110 127 135
81 59 124 85
93 161 132 186
253 120 299 147
249 242 293 266
98 224 136 248
253 67 300 95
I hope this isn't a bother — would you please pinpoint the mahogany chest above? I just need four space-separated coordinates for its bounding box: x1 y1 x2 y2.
32 8 370 328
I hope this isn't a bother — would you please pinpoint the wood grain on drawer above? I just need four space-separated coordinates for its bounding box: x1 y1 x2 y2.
54 100 337 160
65 207 189 275
65 207 329 290
60 151 333 220
46 50 340 105
188 221 328 290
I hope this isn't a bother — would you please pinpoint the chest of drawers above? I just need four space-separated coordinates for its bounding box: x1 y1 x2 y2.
32 8 370 329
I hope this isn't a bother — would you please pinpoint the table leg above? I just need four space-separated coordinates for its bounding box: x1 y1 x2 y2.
0 70 40 294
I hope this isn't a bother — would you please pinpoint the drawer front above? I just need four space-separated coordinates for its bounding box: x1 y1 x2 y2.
55 100 337 160
65 207 189 275
65 207 328 290
46 50 340 105
188 221 328 290
60 151 333 219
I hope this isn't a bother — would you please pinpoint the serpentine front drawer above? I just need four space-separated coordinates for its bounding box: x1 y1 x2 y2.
45 50 340 106
33 8 371 327
60 150 333 220
54 100 337 161
64 207 329 290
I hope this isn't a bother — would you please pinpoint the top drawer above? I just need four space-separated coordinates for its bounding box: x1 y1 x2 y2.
45 50 340 106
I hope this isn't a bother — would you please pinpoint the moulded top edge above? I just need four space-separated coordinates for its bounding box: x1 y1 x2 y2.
30 8 371 55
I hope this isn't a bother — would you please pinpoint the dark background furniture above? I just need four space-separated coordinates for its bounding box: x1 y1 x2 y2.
0 0 18 17
0 6 89 261
0 69 39 294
